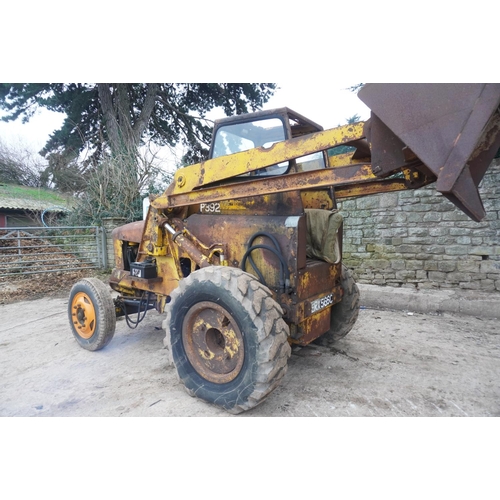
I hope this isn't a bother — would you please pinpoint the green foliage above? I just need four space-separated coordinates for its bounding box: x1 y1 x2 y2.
0 183 73 206
345 113 361 124
0 83 277 164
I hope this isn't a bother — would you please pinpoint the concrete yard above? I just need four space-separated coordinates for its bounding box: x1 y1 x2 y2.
1 287 498 417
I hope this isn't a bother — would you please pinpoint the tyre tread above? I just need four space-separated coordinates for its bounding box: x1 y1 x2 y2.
165 266 291 414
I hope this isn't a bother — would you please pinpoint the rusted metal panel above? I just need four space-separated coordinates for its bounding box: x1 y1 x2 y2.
111 220 144 243
185 213 302 292
296 259 339 300
290 308 332 345
113 236 124 270
358 83 500 221
280 260 342 328
215 192 304 217
334 166 435 199
335 179 411 199
109 255 180 299
301 190 335 210
159 163 378 209
111 221 144 271
363 113 408 177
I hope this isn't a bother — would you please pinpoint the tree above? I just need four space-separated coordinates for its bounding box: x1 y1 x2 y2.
40 151 88 194
0 138 45 187
347 83 364 93
0 84 277 165
346 113 361 124
0 83 276 224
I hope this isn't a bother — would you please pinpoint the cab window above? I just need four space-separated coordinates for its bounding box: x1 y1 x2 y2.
212 118 289 176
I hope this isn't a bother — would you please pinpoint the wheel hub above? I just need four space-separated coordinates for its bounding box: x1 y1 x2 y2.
71 292 96 339
182 301 244 384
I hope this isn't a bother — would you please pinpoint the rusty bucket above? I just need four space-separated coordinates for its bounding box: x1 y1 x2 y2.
358 83 500 221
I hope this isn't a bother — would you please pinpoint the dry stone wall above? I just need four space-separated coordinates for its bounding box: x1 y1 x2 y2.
340 159 500 293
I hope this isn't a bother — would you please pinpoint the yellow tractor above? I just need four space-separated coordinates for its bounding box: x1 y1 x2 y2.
68 83 500 413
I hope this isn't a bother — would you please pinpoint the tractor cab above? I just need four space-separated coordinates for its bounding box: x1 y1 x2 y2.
209 108 328 175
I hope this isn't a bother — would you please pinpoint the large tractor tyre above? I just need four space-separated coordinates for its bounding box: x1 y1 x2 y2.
164 266 291 414
68 278 116 351
314 264 360 347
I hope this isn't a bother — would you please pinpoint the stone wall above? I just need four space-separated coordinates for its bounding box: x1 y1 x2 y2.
340 159 500 292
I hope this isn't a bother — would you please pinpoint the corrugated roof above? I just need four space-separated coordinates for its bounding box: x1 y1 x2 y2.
0 197 69 211
0 184 75 212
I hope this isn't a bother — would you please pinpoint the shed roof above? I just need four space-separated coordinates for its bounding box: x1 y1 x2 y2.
0 184 75 212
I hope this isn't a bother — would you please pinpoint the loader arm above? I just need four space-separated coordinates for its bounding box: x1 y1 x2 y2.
152 83 500 222
152 122 434 210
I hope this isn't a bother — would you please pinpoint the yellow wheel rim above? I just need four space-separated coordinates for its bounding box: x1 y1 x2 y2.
71 292 97 339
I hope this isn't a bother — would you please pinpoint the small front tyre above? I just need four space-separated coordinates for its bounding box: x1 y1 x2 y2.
68 278 116 351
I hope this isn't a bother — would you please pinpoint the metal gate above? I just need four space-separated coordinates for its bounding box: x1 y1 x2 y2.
0 226 106 278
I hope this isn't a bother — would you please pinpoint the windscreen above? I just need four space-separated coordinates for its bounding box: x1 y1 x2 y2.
212 118 289 176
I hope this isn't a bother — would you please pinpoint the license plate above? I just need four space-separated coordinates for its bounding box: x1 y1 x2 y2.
310 293 334 314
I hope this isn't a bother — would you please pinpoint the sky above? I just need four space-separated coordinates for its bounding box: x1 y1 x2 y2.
0 82 370 171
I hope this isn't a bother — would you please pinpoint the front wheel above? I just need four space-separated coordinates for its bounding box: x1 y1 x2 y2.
164 266 291 414
68 278 116 351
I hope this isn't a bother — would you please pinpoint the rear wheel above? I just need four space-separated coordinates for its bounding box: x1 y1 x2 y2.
164 266 291 414
68 278 116 351
315 264 360 346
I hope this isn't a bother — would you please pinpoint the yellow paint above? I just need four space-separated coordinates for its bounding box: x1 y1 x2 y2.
328 152 360 167
150 246 167 256
198 348 215 360
152 123 365 206
193 316 207 330
220 200 248 211
301 191 334 210
222 328 240 358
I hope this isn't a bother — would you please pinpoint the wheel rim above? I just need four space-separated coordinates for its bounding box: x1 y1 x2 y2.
71 292 96 339
182 301 244 384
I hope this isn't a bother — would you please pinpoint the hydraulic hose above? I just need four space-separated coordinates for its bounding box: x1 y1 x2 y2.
123 292 154 329
241 232 290 292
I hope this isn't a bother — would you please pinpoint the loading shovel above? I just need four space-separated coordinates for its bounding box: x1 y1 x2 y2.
358 83 500 221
